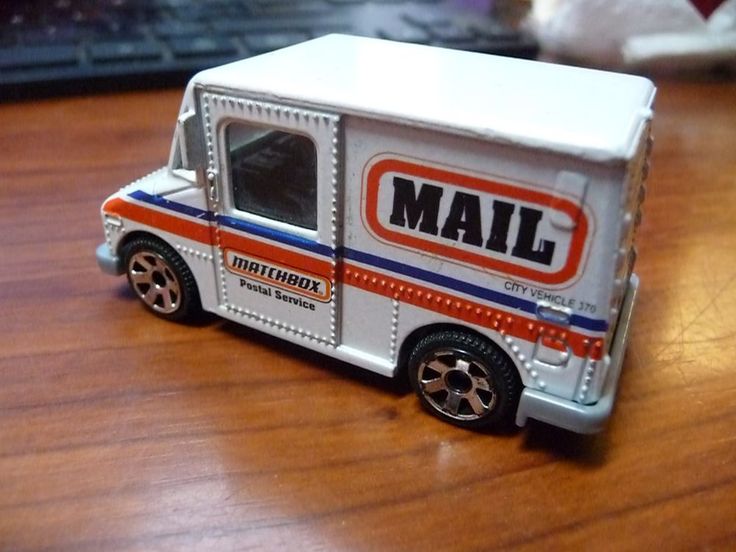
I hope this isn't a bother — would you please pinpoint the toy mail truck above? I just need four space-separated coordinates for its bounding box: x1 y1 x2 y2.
97 35 654 434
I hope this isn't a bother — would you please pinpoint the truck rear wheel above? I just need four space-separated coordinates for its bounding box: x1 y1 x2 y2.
121 236 201 322
408 330 521 430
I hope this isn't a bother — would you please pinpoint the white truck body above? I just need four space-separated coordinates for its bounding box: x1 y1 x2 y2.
97 35 655 433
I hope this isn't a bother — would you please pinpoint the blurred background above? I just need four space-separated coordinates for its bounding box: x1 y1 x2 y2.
528 0 736 72
3 0 732 101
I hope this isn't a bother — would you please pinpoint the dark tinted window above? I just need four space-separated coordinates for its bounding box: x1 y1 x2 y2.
227 123 317 230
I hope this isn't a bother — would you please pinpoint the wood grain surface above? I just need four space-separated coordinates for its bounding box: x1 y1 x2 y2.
1 78 735 551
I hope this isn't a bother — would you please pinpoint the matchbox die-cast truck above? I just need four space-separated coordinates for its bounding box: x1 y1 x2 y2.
96 35 654 434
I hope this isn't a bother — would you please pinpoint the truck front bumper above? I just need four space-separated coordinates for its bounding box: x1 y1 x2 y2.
96 243 124 276
515 274 639 434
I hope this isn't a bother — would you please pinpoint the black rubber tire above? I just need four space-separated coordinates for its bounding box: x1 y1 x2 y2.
121 236 202 322
408 330 521 430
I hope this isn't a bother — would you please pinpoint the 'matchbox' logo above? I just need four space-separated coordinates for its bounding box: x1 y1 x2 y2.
362 157 590 285
224 249 332 302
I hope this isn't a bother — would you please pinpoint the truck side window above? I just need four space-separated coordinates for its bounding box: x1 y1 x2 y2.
169 134 196 182
226 122 318 230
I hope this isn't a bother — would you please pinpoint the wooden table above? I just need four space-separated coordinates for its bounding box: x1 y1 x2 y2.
1 78 735 551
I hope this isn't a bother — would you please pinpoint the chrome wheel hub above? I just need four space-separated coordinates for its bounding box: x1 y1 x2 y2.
417 349 497 421
128 251 181 314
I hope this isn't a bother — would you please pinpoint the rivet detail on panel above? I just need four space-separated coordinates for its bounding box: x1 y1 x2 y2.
175 244 214 262
577 359 598 402
343 264 604 364
389 298 400 362
225 303 331 345
328 115 340 347
203 91 340 348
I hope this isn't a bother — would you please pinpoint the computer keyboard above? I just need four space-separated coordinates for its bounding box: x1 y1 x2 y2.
0 0 538 100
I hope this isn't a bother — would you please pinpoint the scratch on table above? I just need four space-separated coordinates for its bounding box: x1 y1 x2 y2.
652 270 736 366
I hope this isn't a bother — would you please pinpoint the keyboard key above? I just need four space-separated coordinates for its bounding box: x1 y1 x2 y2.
254 0 332 15
212 14 351 35
170 4 233 22
16 24 80 45
99 21 146 41
402 11 453 27
0 45 78 70
88 40 163 62
211 19 257 35
0 29 17 48
169 36 237 58
152 21 208 38
243 32 310 54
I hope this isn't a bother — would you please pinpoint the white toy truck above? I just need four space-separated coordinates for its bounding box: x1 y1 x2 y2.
97 35 654 433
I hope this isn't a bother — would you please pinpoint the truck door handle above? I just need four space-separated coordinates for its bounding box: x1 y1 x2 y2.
535 302 571 326
207 169 218 203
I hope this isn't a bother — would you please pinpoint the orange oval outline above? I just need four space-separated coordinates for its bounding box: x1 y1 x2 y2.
363 158 589 285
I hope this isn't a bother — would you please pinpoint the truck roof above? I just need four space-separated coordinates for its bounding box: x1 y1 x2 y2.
193 34 655 163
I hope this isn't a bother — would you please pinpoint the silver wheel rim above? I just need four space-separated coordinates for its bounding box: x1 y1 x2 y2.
127 251 181 314
417 348 497 421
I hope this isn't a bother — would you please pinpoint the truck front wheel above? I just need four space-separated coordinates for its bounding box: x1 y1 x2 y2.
408 331 521 430
121 236 201 322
